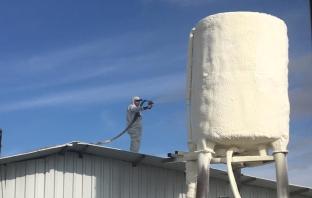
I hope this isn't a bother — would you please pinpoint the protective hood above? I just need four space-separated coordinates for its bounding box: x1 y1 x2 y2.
132 96 141 105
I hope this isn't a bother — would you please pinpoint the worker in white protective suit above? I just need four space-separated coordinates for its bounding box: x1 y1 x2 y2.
127 96 153 152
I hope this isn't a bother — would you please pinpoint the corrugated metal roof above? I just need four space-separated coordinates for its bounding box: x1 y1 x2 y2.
0 141 185 171
0 141 311 197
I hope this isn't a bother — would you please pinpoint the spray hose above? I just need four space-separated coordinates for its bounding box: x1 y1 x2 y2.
96 113 140 145
226 148 242 198
96 100 153 145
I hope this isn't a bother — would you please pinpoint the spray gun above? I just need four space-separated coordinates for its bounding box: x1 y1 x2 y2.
139 99 154 109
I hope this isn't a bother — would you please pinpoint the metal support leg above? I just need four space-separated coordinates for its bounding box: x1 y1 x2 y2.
186 161 198 198
233 167 241 192
196 152 212 198
274 152 289 198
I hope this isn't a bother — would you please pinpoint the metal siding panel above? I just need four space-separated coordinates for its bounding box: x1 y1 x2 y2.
130 165 139 198
174 171 179 198
292 195 310 198
165 170 174 198
101 158 111 198
182 173 187 198
0 165 5 198
241 185 275 198
64 153 74 198
160 168 168 198
25 160 36 198
174 171 181 198
254 186 264 198
242 185 253 197
170 170 176 198
111 160 122 198
15 162 26 198
214 178 222 197
45 156 55 198
35 158 45 198
248 186 255 198
240 186 248 197
91 157 97 198
7 151 309 198
176 171 183 198
171 170 178 198
5 163 16 198
82 155 92 198
252 186 259 198
92 157 102 198
119 161 130 198
157 167 165 198
73 155 83 198
257 187 267 198
54 155 64 198
215 178 230 197
260 186 275 198
164 169 169 198
176 171 185 198
268 188 277 198
209 177 217 197
268 189 276 198
251 185 260 198
149 167 161 198
140 165 148 198
169 170 177 198
146 166 156 198
226 179 233 198
158 168 167 198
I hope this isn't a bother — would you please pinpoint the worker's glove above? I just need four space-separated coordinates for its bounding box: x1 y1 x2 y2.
147 101 154 109
141 100 154 110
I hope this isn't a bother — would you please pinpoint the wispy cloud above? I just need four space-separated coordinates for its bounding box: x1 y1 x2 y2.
289 53 312 118
141 0 213 6
0 32 153 74
289 87 312 118
289 53 312 89
0 31 184 92
7 66 116 92
0 73 185 112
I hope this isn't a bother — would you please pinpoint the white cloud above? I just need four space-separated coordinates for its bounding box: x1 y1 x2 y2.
289 53 312 89
289 53 312 118
99 110 118 130
0 32 150 74
0 73 185 112
141 0 213 6
0 30 184 92
8 66 115 92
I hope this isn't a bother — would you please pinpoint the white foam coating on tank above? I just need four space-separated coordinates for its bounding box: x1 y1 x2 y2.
187 12 289 151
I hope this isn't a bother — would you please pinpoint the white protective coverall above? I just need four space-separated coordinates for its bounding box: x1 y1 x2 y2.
127 96 146 152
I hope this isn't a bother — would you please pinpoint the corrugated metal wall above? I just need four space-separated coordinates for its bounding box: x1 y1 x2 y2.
0 152 308 198
0 152 185 198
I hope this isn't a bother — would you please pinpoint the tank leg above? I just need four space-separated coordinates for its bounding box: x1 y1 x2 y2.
196 152 212 198
233 167 241 192
186 161 198 198
274 152 289 198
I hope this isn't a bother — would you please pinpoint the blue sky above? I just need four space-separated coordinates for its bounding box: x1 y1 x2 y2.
1 0 311 187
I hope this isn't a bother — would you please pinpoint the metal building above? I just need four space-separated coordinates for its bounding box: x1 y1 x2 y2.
0 141 311 198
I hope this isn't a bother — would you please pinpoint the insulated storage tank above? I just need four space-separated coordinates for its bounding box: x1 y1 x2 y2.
187 12 289 152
